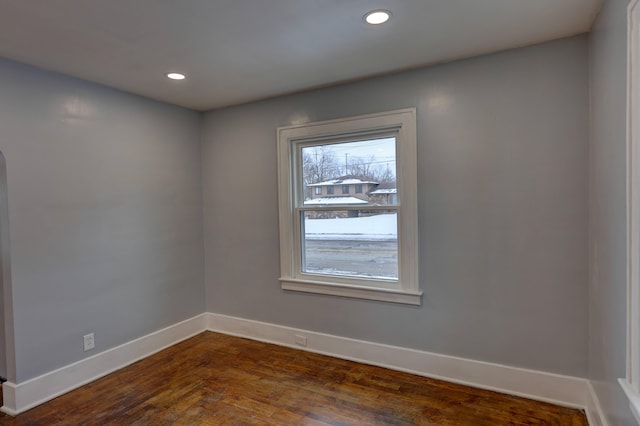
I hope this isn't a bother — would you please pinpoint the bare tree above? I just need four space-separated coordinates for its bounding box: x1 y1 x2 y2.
347 156 375 179
347 156 395 184
302 147 341 199
302 146 340 184
373 162 395 184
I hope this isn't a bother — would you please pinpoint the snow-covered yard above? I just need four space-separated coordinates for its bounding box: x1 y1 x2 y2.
304 213 397 241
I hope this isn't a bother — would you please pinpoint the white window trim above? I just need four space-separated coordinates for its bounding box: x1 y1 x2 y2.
277 108 421 305
622 1 640 423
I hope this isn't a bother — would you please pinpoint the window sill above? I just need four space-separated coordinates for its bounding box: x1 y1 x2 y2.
619 378 640 424
280 278 422 305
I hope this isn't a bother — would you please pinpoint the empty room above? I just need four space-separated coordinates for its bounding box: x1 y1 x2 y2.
0 0 636 424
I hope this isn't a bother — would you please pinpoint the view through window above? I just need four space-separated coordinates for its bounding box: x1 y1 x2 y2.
300 138 398 280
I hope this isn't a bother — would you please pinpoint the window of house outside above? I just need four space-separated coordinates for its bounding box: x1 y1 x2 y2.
315 187 322 195
277 108 420 305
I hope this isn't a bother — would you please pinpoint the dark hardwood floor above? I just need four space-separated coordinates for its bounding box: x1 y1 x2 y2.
0 332 588 425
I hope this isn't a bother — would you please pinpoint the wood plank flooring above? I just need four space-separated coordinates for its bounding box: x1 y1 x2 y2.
0 332 587 425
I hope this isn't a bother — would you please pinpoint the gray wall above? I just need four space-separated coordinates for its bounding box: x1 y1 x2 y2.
202 36 590 376
588 0 635 424
0 58 205 382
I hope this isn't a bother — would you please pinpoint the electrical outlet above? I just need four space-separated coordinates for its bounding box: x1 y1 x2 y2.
83 333 95 351
294 334 307 347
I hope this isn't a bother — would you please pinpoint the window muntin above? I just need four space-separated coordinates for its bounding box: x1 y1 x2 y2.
277 109 420 305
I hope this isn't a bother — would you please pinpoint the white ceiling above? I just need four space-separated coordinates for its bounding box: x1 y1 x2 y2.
0 0 603 111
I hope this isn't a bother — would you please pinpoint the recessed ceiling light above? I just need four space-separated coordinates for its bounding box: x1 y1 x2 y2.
364 10 391 25
166 72 186 80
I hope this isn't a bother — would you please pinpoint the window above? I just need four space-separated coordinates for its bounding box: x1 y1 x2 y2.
315 187 322 195
355 184 363 193
277 108 420 305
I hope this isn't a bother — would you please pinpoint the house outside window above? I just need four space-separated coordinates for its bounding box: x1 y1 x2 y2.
277 108 420 305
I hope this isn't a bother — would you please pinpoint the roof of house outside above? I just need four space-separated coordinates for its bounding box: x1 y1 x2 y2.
307 176 378 187
369 188 397 194
304 197 368 205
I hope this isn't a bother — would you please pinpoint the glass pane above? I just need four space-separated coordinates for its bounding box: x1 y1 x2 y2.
302 210 398 280
302 138 397 207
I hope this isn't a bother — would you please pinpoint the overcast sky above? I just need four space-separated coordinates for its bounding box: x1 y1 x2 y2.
321 137 395 172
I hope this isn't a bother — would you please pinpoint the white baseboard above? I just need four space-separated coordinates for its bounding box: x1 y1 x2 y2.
0 311 608 425
586 381 611 426
206 312 601 422
1 313 207 415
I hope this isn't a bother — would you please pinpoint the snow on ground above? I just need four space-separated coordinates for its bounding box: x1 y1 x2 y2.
304 213 397 241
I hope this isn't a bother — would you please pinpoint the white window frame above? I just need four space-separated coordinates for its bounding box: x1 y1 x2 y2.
277 108 421 305
622 1 640 423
